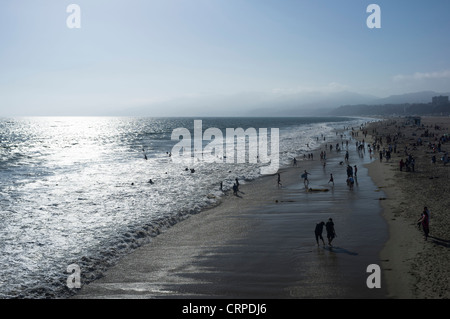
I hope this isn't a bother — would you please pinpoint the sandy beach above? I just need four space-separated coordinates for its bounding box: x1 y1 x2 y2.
361 117 450 299
71 118 450 300
72 125 392 299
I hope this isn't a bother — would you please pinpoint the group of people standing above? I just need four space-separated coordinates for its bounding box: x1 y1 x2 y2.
399 155 415 172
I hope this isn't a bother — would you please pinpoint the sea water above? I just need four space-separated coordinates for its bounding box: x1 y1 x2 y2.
0 116 368 298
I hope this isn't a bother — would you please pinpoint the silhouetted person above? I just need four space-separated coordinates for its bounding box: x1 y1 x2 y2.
326 218 336 246
233 183 238 196
315 221 326 246
328 173 334 186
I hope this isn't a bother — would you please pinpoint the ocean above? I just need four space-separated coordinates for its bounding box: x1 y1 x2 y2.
0 116 369 298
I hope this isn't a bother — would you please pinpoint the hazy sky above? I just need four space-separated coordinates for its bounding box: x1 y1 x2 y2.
1 0 450 116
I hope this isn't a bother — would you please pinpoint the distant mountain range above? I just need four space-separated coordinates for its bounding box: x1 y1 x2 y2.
119 90 380 117
329 91 450 116
117 90 450 117
243 90 450 117
366 90 450 105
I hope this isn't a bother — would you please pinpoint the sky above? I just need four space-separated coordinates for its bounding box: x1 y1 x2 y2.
1 0 450 116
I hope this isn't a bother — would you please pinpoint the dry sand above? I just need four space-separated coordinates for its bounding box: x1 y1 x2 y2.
362 116 450 299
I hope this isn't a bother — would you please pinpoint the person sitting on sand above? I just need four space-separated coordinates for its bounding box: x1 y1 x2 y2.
315 221 326 246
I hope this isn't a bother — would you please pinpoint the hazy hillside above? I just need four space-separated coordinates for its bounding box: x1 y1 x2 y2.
329 91 450 116
369 91 450 105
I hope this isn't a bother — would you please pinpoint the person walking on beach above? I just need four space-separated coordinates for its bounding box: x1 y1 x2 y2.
328 173 334 186
417 209 430 241
301 170 310 187
424 206 431 222
315 221 326 246
346 165 353 178
232 183 238 196
347 176 354 190
325 218 336 246
417 206 430 228
277 173 282 188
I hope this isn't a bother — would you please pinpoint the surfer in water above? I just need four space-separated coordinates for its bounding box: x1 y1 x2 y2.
143 147 147 160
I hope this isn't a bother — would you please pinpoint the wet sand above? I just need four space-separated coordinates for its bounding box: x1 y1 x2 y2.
73 126 389 299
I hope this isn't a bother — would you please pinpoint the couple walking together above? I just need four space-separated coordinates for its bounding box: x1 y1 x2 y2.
315 218 336 246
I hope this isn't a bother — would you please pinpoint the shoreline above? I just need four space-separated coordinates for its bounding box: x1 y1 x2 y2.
362 116 450 299
72 121 390 299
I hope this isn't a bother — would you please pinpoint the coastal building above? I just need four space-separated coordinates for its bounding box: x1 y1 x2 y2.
432 95 449 105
